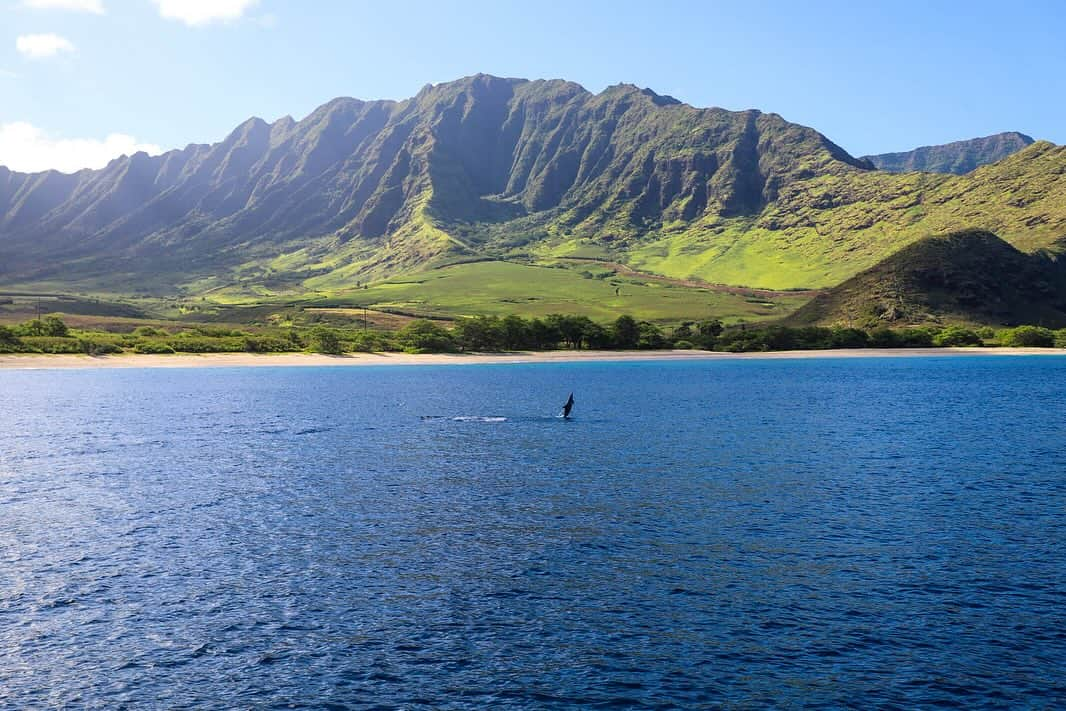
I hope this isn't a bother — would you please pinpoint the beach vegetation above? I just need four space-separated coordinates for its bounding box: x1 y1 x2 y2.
307 327 344 355
612 315 640 349
133 341 176 354
2 312 1063 358
933 327 983 347
1000 325 1056 347
398 320 456 353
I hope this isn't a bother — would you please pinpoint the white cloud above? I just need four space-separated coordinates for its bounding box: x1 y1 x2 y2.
15 33 76 59
21 0 105 14
0 122 163 173
152 0 260 26
0 69 18 78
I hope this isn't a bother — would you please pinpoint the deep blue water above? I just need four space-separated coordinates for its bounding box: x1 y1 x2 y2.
2 356 1065 708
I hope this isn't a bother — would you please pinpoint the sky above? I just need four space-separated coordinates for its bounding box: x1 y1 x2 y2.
2 0 1065 173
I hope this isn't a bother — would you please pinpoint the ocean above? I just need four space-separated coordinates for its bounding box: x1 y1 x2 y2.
2 356 1065 707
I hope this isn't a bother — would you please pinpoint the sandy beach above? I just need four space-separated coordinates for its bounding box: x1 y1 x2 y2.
1 347 1063 370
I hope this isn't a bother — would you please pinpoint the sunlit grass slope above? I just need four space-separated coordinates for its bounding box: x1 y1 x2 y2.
624 142 1066 289
311 261 809 324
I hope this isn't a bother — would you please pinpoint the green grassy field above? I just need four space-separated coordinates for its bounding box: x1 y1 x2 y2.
309 260 811 324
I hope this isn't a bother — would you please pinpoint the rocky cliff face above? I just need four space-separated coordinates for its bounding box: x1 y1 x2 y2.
0 74 870 283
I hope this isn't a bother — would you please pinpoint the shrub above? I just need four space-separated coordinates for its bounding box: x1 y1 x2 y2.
40 316 69 337
828 327 869 349
18 316 70 337
713 328 769 352
673 340 695 350
894 328 936 347
242 336 295 353
19 336 82 353
933 326 983 347
867 328 901 348
166 336 245 353
0 325 22 353
79 339 121 355
1001 325 1055 348
346 331 399 352
134 341 176 354
192 326 246 338
307 327 344 355
1055 329 1066 348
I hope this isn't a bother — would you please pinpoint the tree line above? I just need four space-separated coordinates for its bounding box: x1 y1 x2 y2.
2 315 1065 355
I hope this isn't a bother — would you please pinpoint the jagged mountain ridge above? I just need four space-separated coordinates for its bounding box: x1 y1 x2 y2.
0 74 869 285
862 131 1034 174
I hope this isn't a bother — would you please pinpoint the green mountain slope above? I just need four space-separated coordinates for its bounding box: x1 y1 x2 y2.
623 141 1066 290
787 230 1066 327
0 74 867 291
862 132 1034 174
1 75 1065 329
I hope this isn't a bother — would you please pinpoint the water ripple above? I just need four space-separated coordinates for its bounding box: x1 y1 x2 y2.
1 357 1064 707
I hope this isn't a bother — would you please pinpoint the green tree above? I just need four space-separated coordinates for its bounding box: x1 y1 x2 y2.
1001 325 1055 347
698 319 724 339
0 325 21 352
307 327 344 354
637 321 667 349
828 327 869 348
20 316 69 337
500 314 531 350
896 328 936 347
673 322 695 341
867 328 901 347
694 319 724 348
527 318 559 350
453 316 505 351
933 326 982 347
582 321 611 349
398 320 455 352
612 315 640 349
546 314 589 349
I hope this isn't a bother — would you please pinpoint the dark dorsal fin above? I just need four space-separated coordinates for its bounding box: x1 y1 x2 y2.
562 392 574 418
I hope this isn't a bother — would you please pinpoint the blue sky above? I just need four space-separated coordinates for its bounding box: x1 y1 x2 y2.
2 0 1064 172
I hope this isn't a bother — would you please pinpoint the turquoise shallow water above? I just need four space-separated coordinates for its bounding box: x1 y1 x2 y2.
1 356 1065 708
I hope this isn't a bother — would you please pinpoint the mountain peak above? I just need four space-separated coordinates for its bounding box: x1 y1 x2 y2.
863 131 1037 174
0 73 921 291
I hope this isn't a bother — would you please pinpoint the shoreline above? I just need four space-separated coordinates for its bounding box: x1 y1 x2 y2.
1 347 1064 370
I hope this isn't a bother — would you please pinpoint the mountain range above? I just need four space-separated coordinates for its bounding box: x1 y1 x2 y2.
861 132 1034 174
1 74 1064 327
